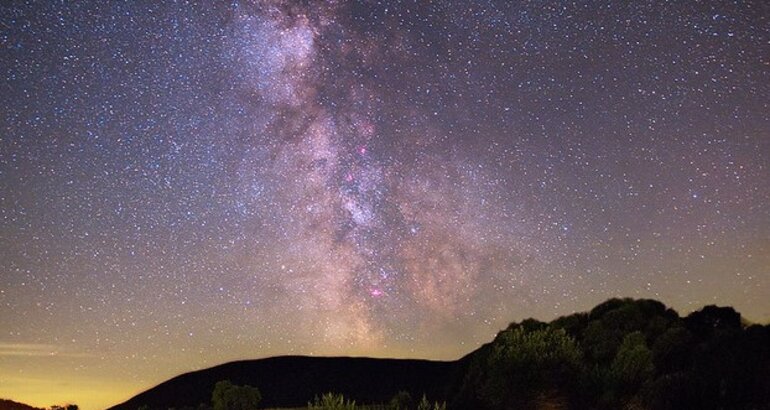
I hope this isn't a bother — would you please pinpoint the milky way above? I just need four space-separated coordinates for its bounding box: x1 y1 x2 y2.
217 2 540 348
0 1 768 409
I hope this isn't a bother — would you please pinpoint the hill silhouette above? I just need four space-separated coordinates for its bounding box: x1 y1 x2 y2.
109 298 770 410
110 356 464 409
0 399 45 410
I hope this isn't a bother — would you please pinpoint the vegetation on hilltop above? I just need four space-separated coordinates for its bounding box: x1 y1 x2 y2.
0 400 77 410
453 298 770 409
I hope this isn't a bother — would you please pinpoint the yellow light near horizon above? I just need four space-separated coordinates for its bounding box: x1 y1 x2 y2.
0 374 141 410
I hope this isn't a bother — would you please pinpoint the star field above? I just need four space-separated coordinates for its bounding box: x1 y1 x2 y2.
0 1 768 409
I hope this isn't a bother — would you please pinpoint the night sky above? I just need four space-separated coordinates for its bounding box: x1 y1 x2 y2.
1 1 768 408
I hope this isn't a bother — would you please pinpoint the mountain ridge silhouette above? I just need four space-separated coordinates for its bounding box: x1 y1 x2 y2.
109 355 466 409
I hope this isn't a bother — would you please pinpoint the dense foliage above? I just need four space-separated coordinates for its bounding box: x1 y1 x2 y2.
211 381 261 410
452 298 770 409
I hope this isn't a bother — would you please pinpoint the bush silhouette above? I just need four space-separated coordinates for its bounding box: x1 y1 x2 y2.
308 392 356 410
611 331 654 393
211 380 261 410
389 391 413 409
480 326 582 408
416 395 445 410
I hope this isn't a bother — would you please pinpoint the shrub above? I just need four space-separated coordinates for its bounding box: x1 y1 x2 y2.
211 380 261 410
482 326 583 407
308 392 356 410
416 395 445 410
389 391 413 409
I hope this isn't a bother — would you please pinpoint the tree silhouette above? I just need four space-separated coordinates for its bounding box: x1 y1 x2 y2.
611 331 654 393
481 326 582 408
389 391 413 410
211 380 261 410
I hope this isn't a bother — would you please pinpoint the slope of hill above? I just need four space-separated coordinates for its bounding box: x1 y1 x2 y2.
110 356 463 409
0 399 44 410
110 298 770 410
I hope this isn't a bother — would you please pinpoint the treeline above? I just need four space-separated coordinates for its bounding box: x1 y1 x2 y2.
0 400 78 410
452 298 770 409
175 381 446 410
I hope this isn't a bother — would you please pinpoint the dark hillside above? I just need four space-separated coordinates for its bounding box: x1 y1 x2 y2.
110 356 461 409
0 400 44 410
